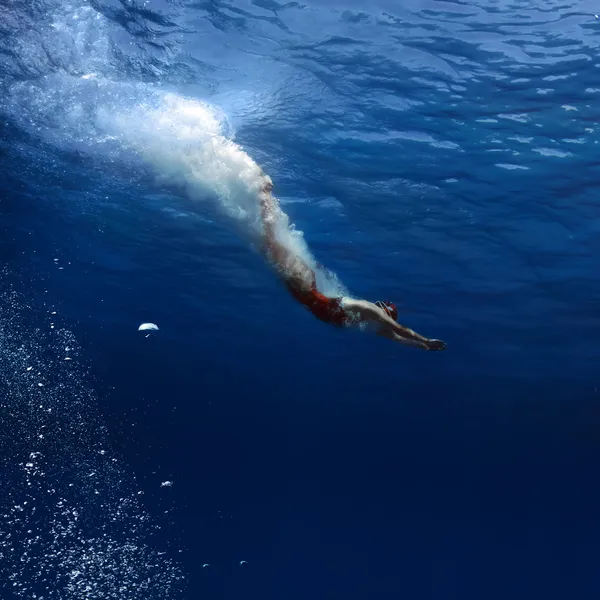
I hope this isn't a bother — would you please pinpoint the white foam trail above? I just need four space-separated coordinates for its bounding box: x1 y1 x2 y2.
5 70 349 297
96 92 340 285
95 91 349 296
100 94 265 223
4 0 349 298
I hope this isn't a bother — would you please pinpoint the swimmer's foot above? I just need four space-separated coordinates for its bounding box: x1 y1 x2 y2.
425 339 447 351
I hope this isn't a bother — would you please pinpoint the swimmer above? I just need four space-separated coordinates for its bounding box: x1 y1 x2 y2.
258 179 447 351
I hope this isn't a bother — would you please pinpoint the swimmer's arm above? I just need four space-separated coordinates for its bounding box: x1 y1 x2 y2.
342 298 445 350
342 299 426 341
376 328 429 349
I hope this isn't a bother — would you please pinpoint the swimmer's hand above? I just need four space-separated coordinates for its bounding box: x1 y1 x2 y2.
425 339 447 351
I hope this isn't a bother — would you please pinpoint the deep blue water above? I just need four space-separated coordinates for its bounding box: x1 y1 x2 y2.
1 0 600 598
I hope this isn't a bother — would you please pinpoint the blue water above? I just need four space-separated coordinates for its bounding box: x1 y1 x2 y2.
1 1 600 598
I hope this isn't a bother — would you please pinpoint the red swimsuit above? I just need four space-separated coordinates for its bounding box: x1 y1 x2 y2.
286 283 348 327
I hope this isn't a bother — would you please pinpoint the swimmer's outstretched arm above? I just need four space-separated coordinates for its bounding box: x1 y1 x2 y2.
342 298 446 351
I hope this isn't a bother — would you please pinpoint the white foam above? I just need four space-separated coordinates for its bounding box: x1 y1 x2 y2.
5 0 349 299
99 94 265 223
96 91 347 296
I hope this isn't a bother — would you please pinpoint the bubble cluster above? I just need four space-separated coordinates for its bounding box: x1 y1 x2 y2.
0 279 185 599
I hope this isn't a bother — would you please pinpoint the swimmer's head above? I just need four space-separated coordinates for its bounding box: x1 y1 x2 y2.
375 300 398 321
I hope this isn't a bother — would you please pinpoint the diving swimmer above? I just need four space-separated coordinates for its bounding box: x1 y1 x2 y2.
258 179 447 351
